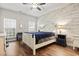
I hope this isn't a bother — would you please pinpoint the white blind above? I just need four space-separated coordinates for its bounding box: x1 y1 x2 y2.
4 18 16 28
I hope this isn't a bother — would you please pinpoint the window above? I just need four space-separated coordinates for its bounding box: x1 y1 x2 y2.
4 18 16 39
28 21 35 32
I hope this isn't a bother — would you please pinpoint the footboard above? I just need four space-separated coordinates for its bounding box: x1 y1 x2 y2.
22 32 56 55
22 33 35 50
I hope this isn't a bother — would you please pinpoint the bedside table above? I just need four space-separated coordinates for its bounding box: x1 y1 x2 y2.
56 34 67 47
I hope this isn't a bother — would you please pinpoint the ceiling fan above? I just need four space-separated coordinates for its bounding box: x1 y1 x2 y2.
22 3 46 11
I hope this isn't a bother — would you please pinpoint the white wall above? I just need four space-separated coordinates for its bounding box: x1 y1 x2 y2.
1 3 79 36
37 4 79 36
0 8 37 33
37 18 56 32
0 9 4 33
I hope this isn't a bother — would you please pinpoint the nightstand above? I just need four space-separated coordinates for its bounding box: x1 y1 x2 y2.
16 32 22 41
56 34 67 47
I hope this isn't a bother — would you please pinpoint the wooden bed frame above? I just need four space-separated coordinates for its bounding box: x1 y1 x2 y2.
22 33 56 55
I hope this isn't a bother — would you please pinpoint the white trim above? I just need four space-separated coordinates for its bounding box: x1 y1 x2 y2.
22 33 56 55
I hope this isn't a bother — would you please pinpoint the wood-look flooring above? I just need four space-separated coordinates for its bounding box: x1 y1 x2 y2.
6 41 79 56
0 37 5 56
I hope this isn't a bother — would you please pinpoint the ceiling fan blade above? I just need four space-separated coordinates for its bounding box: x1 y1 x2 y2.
39 3 46 5
22 3 32 5
37 7 41 11
22 3 28 5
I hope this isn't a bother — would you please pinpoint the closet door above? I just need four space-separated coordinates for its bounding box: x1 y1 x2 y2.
0 37 5 56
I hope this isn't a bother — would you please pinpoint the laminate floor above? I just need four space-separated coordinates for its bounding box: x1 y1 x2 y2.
6 41 79 56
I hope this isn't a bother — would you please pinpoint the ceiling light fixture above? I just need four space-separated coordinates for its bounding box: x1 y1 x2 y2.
22 3 46 11
32 3 38 8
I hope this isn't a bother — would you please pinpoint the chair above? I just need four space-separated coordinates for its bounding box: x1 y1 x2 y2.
72 35 79 50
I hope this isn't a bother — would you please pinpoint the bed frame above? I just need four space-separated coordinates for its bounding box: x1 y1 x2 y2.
22 33 56 55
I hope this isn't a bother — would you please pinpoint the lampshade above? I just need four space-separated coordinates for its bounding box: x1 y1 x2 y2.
57 25 64 29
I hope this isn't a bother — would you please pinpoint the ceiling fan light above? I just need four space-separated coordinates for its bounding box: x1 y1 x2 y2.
32 5 37 8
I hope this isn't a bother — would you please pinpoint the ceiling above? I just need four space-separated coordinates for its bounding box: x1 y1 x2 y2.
0 3 69 17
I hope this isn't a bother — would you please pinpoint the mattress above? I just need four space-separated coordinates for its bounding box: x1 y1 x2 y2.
25 32 55 44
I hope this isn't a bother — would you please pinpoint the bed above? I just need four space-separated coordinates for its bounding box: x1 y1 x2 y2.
22 32 56 55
